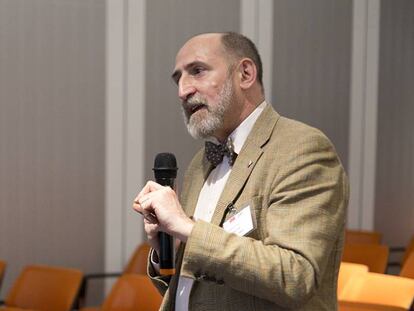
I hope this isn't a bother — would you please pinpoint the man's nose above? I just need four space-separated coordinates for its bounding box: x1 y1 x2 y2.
178 77 196 101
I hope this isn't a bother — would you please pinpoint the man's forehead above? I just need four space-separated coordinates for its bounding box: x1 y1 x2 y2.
174 33 224 68
183 33 222 46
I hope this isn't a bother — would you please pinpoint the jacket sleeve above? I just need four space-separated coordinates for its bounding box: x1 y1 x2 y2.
178 131 348 308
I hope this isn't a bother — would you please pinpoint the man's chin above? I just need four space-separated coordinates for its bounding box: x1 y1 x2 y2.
186 124 208 139
187 122 222 140
186 122 213 140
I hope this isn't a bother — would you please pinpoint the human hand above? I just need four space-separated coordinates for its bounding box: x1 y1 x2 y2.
132 181 194 244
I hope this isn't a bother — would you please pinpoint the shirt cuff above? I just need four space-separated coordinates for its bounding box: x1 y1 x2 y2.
150 248 160 274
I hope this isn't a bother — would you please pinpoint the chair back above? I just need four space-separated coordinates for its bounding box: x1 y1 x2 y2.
400 251 414 279
345 230 382 244
402 236 414 266
5 264 83 311
101 274 162 311
342 243 389 273
338 262 369 296
338 272 414 310
123 242 151 275
0 260 6 290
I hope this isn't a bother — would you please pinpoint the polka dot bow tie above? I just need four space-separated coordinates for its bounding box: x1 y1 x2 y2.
205 138 237 167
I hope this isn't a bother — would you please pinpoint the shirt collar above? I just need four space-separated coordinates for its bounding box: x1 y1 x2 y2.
207 101 267 154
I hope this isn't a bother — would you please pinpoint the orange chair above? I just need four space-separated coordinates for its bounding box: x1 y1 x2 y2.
0 260 6 291
389 235 414 271
123 242 151 274
339 301 411 310
83 242 150 282
79 242 151 308
342 243 389 273
80 275 162 311
345 230 382 245
400 251 414 279
402 236 414 267
1 264 83 311
338 272 414 310
338 262 369 296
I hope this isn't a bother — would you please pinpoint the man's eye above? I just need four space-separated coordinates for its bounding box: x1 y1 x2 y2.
193 67 205 75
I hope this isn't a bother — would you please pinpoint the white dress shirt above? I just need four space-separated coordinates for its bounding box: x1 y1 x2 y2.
175 101 266 311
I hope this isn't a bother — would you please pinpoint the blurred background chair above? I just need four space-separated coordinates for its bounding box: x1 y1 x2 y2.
402 237 414 266
338 262 369 297
80 274 162 311
400 251 414 279
122 242 151 275
339 301 411 311
389 235 414 271
338 272 414 310
0 260 5 294
0 264 83 311
400 237 414 266
342 243 389 273
345 230 382 245
78 242 150 308
387 236 414 274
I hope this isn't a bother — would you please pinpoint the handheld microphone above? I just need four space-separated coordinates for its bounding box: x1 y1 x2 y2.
153 152 178 276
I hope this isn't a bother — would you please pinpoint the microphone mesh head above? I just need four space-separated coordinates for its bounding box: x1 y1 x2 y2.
153 153 178 178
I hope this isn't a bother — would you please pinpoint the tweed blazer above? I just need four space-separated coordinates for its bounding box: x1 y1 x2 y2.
149 104 349 310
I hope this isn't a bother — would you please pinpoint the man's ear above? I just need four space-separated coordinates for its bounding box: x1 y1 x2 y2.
238 58 257 90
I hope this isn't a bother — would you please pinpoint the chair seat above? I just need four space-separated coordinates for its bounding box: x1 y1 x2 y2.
338 262 369 296
339 272 414 309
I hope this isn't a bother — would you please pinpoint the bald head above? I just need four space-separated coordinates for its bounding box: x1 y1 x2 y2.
188 32 263 87
173 33 224 85
175 32 264 92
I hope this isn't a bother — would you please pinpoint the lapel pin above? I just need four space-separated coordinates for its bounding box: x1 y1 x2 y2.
248 160 253 168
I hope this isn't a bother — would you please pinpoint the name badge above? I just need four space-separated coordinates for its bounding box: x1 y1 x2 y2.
223 205 255 236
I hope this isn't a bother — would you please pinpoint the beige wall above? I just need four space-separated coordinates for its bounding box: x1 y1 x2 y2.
0 0 105 303
271 0 351 169
375 0 414 247
144 0 240 185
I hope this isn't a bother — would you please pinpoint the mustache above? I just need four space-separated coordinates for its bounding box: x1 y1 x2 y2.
182 96 208 112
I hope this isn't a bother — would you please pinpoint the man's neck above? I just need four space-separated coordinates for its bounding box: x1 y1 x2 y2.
213 99 266 143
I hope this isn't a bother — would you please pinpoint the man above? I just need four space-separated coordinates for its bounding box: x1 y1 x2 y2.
133 32 348 310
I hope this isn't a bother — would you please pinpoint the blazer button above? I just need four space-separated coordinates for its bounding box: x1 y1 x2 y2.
217 279 224 285
196 274 207 281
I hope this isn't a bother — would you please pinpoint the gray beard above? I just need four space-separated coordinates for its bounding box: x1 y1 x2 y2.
181 78 233 139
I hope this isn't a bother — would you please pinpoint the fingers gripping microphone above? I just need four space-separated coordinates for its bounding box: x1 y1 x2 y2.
153 153 178 276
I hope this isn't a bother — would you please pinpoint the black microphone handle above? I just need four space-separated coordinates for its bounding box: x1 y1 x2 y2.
155 177 175 275
158 232 174 275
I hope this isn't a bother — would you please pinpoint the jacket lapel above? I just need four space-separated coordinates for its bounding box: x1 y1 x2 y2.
181 150 214 218
210 104 280 225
